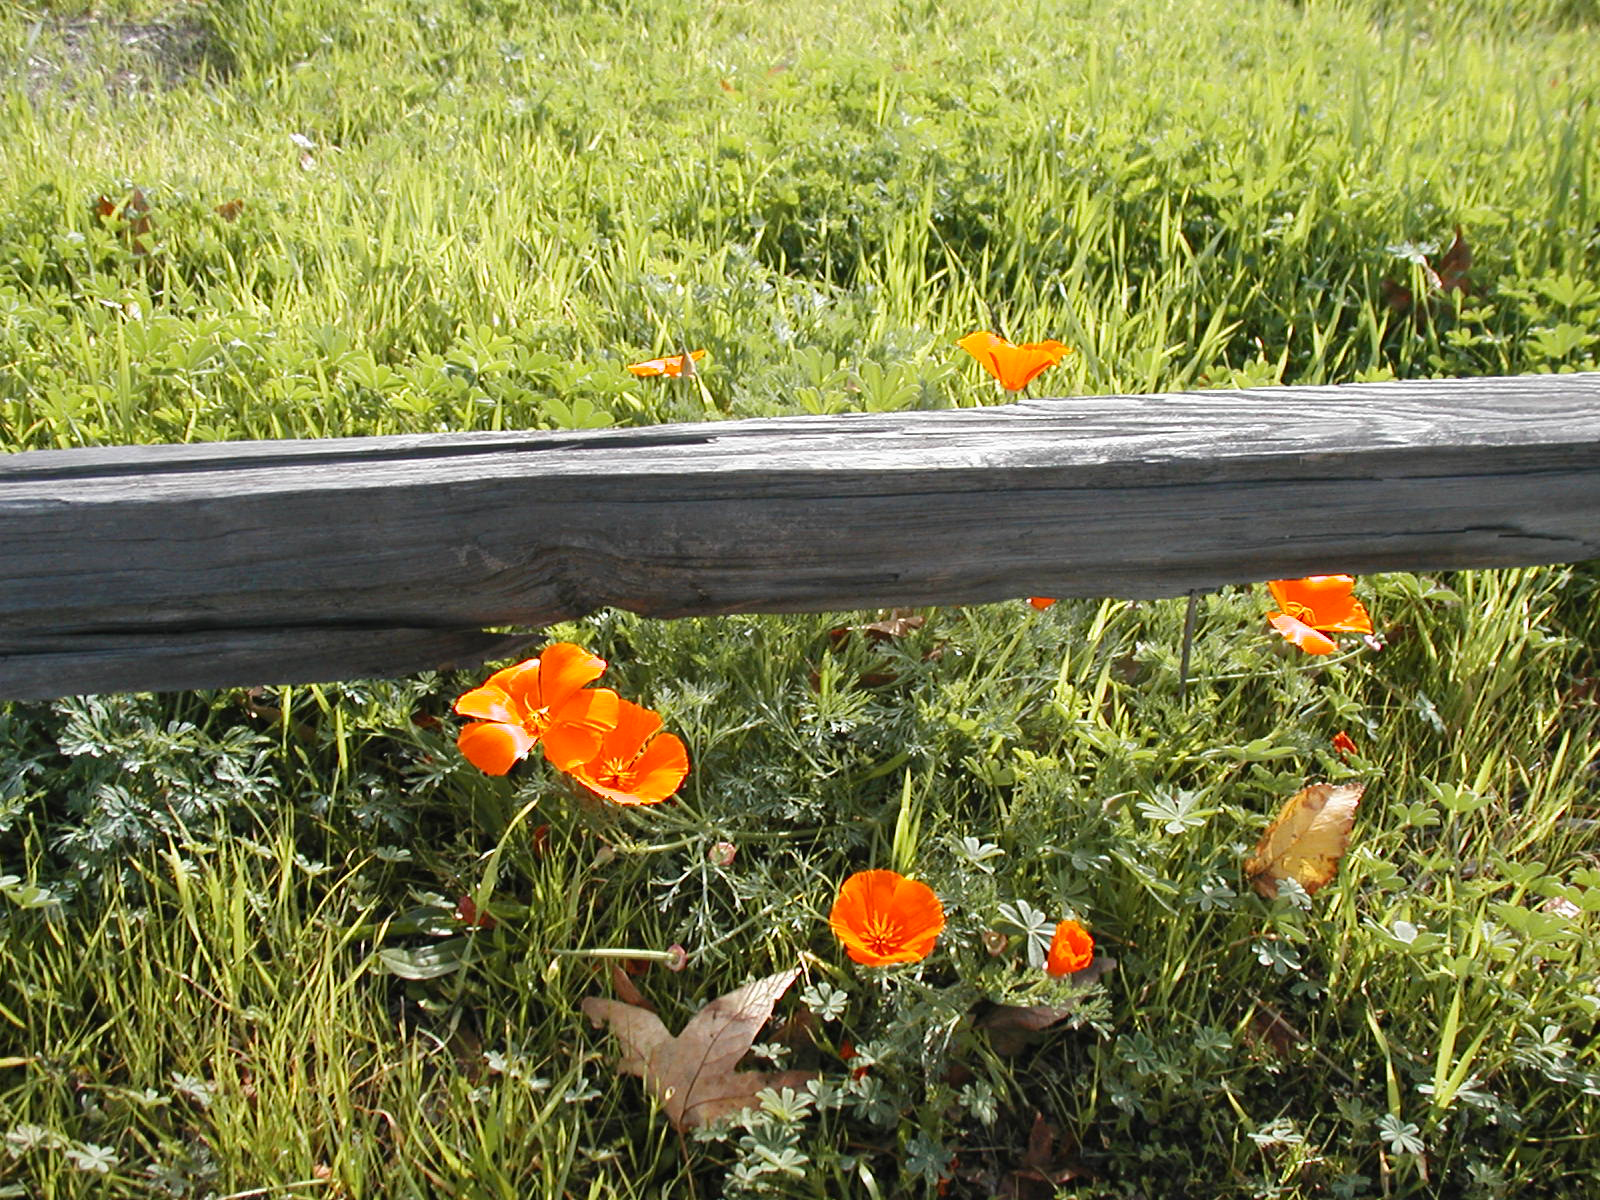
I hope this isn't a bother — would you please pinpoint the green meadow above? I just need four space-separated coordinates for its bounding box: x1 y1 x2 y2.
1 0 1598 1195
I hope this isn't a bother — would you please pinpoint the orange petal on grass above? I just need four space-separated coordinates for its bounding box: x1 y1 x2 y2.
1045 919 1094 977
564 699 690 805
1028 597 1057 610
957 331 1071 392
829 869 945 966
1267 611 1337 655
627 349 707 377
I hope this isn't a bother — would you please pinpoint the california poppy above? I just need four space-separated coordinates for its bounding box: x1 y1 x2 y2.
454 643 620 775
1265 576 1372 655
829 869 945 966
563 697 690 805
1045 919 1094 977
627 349 706 377
957 331 1071 392
1028 597 1057 610
1331 731 1359 760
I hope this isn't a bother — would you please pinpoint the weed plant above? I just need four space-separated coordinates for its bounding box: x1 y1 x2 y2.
1 0 1598 1195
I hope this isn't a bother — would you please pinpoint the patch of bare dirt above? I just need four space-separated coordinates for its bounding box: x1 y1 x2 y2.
16 7 221 101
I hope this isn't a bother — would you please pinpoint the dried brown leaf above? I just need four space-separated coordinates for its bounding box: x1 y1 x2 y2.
240 687 317 741
829 609 925 647
856 611 925 640
1247 1003 1302 1059
1433 225 1473 295
993 1113 1088 1198
609 963 653 1012
1244 782 1363 900
1542 896 1582 921
1381 225 1474 315
582 967 816 1129
1379 277 1414 313
976 956 1117 1056
93 187 152 254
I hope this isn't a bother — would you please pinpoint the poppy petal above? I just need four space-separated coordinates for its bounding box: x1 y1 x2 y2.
622 733 690 804
457 721 536 775
534 643 609 710
453 683 518 724
1321 597 1373 634
845 940 918 966
1266 578 1300 613
996 343 1067 391
1268 611 1337 655
957 331 1006 382
540 723 605 773
889 874 946 927
598 700 666 760
541 688 623 770
1267 576 1373 634
481 658 544 703
627 349 706 377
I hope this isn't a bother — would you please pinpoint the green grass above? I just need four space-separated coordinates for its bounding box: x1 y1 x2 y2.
0 0 1597 448
1 0 1599 1195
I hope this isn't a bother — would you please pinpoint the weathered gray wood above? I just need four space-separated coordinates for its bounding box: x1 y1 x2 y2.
0 629 535 702
2 372 1597 700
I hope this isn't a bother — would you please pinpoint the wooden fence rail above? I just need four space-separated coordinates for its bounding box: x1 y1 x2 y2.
2 372 1598 701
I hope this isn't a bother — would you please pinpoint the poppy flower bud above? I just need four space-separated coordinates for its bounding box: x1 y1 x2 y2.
1045 919 1094 977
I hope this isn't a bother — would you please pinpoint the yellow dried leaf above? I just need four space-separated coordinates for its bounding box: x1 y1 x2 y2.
1244 783 1363 899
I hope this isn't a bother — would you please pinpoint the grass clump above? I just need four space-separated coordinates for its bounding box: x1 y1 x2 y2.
1 0 1598 1195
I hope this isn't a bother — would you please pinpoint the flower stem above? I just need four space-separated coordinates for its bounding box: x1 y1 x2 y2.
550 947 679 961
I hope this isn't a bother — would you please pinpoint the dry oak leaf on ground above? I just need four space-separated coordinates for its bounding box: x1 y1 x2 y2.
976 955 1118 1057
998 1111 1089 1198
1381 225 1474 313
1244 782 1363 900
581 966 816 1130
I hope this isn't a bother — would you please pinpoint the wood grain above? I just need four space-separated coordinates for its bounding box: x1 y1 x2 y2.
2 372 1597 698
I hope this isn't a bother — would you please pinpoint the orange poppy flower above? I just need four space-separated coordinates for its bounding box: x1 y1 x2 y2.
626 349 706 377
1331 730 1358 760
1028 597 1057 610
957 331 1071 392
563 698 690 805
1265 576 1373 655
1045 919 1094 977
454 643 620 776
829 869 945 966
